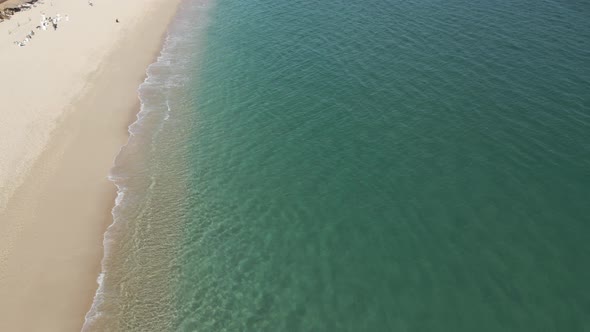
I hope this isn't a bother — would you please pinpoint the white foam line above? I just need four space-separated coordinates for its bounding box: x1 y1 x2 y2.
81 12 180 332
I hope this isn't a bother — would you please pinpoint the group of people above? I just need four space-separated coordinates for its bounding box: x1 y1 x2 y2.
14 12 68 47
40 13 68 30
14 29 35 47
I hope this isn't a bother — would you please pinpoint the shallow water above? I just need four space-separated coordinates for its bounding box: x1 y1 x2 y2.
86 0 590 330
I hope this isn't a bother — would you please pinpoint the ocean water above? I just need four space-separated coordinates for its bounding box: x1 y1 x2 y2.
84 0 590 331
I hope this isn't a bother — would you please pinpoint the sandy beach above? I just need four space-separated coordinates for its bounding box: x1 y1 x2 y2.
0 0 182 330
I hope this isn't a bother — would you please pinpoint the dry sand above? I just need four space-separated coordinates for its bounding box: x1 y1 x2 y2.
0 0 182 330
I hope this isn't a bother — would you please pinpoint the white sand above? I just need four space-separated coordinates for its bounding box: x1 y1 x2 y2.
0 0 182 330
0 0 156 216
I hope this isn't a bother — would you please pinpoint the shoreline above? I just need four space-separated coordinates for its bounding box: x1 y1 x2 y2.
0 0 182 330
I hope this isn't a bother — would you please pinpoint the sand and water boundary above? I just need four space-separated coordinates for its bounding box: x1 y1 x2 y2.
0 0 182 330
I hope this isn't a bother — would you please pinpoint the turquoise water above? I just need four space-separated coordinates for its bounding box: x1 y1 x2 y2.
85 0 590 330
